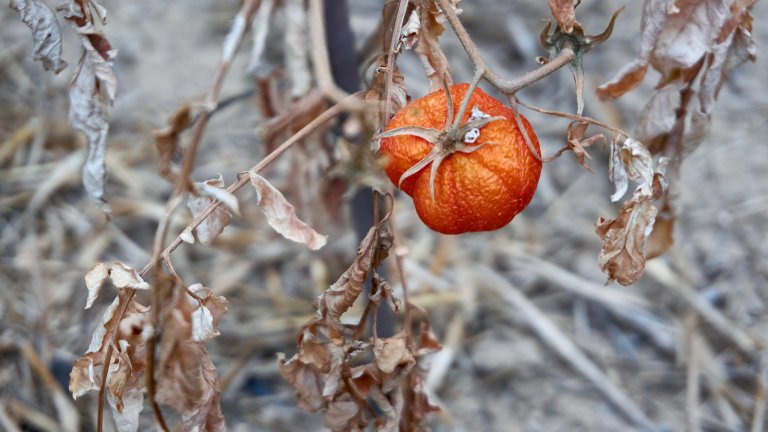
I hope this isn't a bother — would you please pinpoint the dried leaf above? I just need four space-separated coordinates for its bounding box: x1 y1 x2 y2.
85 262 109 309
596 197 658 286
318 222 392 322
609 137 654 202
186 283 228 342
399 10 420 50
650 0 731 78
70 294 150 410
413 3 453 91
326 396 365 432
646 214 675 259
596 0 670 99
152 103 193 182
248 170 327 250
278 352 324 412
63 3 118 212
107 386 143 432
11 0 67 73
547 0 577 33
374 333 415 374
196 174 240 216
284 0 311 97
109 262 150 290
156 286 227 431
187 176 231 245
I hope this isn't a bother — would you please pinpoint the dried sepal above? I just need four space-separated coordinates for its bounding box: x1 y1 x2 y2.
248 170 328 250
11 0 68 73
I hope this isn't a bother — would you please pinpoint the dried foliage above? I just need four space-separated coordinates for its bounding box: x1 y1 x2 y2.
10 0 67 73
595 0 757 284
3 0 764 431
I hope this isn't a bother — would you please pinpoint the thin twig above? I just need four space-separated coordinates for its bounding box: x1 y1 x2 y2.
434 0 575 95
139 92 366 277
382 0 410 123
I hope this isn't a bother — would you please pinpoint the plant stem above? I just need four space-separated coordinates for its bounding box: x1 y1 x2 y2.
434 0 575 94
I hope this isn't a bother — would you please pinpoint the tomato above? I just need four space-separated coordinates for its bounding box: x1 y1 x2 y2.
378 84 542 234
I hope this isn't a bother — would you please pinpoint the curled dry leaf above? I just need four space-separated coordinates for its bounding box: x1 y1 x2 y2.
156 283 227 431
187 176 231 245
84 262 149 309
609 137 654 202
196 174 240 216
284 0 312 97
598 157 669 285
152 103 194 182
11 0 68 73
317 216 393 322
547 0 578 33
84 262 109 309
109 262 150 290
186 283 228 342
62 2 118 212
374 333 415 374
70 295 150 431
248 169 328 250
412 2 453 91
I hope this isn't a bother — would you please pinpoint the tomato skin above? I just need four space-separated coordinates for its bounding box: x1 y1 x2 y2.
379 84 542 234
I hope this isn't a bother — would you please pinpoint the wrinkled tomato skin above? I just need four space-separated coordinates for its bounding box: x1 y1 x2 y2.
380 84 542 234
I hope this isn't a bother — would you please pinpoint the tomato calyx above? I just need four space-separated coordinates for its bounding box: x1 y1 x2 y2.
376 81 505 201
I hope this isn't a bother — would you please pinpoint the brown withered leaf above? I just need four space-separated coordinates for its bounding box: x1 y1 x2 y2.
109 262 151 290
596 197 658 286
70 295 150 431
152 103 193 183
547 0 578 33
107 386 143 432
374 333 415 374
365 55 408 137
249 169 327 250
84 262 149 309
408 323 442 430
326 396 366 432
596 0 670 100
689 11 756 154
597 163 668 286
187 176 231 245
84 262 109 309
318 219 392 322
62 2 117 212
609 137 654 202
650 0 731 78
11 0 68 73
646 213 675 259
413 2 453 91
156 284 227 431
187 283 228 342
278 352 324 412
197 174 240 216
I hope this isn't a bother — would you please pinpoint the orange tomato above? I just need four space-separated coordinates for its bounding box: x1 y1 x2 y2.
379 84 542 234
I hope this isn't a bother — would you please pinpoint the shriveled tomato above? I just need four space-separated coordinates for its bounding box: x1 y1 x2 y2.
379 84 542 234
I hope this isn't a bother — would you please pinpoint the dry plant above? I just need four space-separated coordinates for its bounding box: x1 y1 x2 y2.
2 0 763 431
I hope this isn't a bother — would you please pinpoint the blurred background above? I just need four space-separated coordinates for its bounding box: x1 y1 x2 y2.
2 0 768 430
